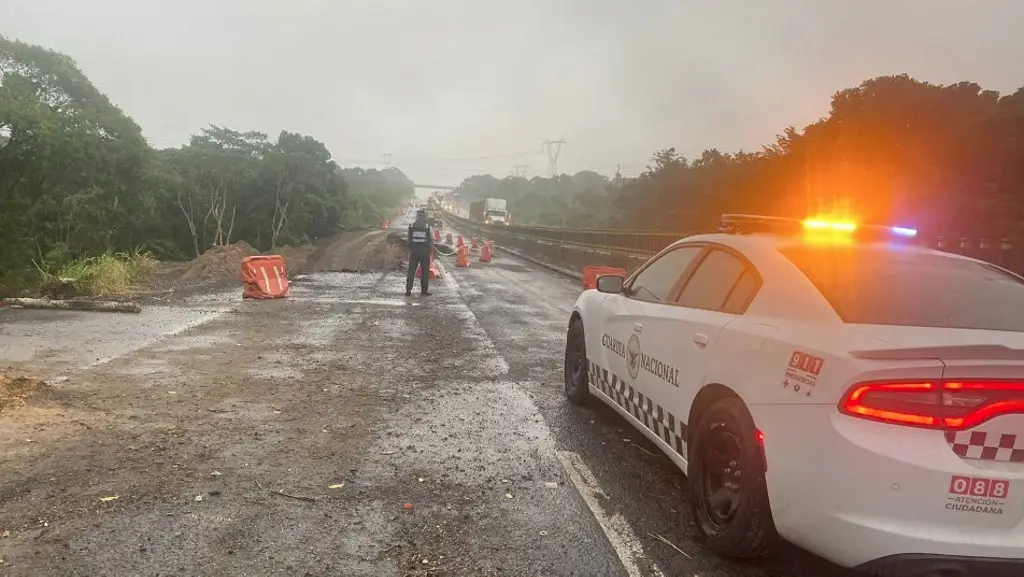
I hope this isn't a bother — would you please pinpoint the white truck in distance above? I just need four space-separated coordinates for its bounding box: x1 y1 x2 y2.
470 198 510 225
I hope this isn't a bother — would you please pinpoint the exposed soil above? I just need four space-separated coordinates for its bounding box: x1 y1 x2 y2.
303 230 405 273
179 241 261 281
0 373 45 414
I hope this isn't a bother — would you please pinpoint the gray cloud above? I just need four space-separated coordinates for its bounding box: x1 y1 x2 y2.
3 0 1023 186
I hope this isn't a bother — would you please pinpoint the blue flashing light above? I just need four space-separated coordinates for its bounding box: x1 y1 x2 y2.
891 226 917 238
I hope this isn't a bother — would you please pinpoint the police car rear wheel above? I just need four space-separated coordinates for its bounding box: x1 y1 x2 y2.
689 397 779 558
564 319 590 404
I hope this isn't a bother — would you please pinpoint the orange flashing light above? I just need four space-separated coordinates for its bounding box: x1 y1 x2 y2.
803 218 857 232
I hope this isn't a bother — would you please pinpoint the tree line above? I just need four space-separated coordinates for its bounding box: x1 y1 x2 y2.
451 74 1024 239
0 37 413 291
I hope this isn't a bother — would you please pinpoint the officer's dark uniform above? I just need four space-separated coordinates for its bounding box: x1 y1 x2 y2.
406 210 433 296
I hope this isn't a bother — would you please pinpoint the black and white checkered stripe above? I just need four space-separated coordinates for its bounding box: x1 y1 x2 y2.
945 430 1024 463
589 361 688 458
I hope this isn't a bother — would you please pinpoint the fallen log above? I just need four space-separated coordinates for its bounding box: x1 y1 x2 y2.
1 297 142 313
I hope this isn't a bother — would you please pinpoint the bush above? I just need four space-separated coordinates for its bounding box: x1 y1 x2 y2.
36 250 156 297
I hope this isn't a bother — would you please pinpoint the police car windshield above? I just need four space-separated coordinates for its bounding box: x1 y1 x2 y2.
780 245 1024 331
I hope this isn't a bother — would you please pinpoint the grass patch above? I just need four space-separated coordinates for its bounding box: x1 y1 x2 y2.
36 249 156 297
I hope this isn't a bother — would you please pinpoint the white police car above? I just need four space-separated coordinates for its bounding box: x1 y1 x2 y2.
563 214 1024 576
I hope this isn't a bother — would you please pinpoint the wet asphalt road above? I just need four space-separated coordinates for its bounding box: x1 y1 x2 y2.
0 219 858 576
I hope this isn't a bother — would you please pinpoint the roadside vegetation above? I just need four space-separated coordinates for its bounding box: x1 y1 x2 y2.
0 36 413 297
452 75 1024 243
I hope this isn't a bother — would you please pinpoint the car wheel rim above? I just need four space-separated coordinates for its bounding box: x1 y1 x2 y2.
699 423 743 531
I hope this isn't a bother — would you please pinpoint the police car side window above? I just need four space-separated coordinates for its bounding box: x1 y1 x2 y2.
627 246 702 303
676 249 749 311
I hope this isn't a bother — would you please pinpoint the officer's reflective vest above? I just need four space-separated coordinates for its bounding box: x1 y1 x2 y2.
409 223 431 249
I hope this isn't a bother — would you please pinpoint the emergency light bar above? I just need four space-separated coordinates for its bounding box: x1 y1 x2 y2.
719 214 918 242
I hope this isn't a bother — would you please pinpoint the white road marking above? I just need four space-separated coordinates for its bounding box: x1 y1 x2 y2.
557 450 665 577
443 264 660 576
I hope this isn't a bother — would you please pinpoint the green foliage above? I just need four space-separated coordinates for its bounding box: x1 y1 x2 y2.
451 171 616 227
338 167 416 230
451 74 1024 240
0 36 413 293
36 250 155 297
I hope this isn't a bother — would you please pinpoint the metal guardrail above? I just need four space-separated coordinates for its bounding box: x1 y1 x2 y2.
443 211 689 256
444 210 1024 274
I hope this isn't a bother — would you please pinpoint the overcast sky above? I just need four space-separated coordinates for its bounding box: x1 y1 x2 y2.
3 0 1023 187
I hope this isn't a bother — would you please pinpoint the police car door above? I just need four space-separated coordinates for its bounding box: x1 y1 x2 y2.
598 245 704 443
644 246 761 463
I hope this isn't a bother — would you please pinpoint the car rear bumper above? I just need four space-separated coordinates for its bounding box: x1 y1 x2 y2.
856 553 1024 577
750 404 1024 568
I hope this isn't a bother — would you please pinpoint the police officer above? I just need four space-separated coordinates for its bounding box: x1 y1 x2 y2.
406 208 433 296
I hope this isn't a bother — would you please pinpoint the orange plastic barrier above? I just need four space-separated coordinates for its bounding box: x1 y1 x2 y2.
415 252 441 279
241 255 290 299
456 234 464 247
582 265 626 290
455 245 471 267
479 243 492 263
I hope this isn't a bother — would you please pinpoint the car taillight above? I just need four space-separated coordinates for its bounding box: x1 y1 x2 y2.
839 380 1024 430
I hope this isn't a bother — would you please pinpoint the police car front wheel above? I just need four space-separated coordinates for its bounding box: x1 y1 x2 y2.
689 397 780 559
564 318 591 405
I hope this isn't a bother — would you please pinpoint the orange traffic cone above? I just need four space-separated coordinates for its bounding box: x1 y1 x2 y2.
445 232 453 244
480 242 492 263
455 245 470 267
416 252 441 279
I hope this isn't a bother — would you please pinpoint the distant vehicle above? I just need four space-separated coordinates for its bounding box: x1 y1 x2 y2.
564 213 1024 575
469 198 509 225
425 199 443 228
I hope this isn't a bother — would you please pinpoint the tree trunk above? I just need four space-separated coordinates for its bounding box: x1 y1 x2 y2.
2 298 142 313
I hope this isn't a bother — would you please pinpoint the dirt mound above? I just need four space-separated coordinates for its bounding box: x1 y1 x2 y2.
303 231 406 273
180 241 260 281
268 244 317 275
356 241 407 272
0 373 45 414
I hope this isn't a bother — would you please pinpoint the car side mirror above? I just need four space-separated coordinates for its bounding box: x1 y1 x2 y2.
596 275 624 294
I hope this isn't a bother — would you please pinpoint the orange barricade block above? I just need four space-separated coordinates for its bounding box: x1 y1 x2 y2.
241 255 290 299
479 243 492 263
433 228 441 241
581 265 626 290
445 232 453 244
415 252 441 279
455 245 471 267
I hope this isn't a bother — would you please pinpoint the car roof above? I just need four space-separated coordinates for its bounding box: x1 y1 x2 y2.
670 231 972 262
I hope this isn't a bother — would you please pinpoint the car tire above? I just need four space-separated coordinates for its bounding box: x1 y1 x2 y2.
563 318 591 405
689 397 780 558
